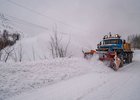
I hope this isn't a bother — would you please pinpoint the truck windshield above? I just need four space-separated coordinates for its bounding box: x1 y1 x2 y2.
104 39 122 44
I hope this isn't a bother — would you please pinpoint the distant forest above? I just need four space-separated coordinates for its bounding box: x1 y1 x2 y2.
127 34 140 49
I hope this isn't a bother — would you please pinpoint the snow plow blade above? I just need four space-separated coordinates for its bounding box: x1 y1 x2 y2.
98 51 121 71
83 50 122 71
82 50 96 59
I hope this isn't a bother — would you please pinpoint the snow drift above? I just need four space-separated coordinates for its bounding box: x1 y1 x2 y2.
0 55 112 100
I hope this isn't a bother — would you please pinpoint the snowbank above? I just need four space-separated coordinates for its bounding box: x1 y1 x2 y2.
0 56 111 100
6 50 140 100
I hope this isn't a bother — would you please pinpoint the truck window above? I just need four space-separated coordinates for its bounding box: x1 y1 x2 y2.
104 39 122 44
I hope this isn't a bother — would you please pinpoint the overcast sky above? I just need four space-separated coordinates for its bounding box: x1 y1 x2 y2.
0 0 140 38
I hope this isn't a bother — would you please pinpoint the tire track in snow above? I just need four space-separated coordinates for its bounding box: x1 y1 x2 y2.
76 60 138 100
106 60 140 100
76 79 109 100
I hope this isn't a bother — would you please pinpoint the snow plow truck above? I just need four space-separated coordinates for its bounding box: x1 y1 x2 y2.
83 34 133 71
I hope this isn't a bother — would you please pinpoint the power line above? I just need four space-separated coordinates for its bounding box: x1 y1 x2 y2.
0 12 72 36
1 12 49 31
5 0 91 33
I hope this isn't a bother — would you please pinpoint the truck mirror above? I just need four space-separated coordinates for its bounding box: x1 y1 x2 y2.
123 40 126 44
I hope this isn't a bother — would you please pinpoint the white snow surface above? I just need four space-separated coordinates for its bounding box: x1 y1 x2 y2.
0 50 140 100
0 55 110 100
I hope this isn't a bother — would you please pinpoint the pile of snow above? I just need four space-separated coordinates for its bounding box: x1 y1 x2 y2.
0 56 112 100
5 50 140 100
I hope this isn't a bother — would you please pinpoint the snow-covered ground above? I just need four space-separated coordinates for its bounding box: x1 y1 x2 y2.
0 50 139 100
0 55 110 100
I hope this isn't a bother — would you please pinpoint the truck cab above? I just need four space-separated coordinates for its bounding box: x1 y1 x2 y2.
97 38 124 52
97 34 133 67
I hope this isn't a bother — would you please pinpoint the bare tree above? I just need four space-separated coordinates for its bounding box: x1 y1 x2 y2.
4 47 14 62
18 41 23 62
0 14 21 62
12 48 18 62
32 46 36 61
0 51 2 61
127 34 140 49
12 41 23 62
49 26 71 58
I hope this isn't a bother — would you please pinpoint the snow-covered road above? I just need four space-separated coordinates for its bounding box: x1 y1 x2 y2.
8 50 140 100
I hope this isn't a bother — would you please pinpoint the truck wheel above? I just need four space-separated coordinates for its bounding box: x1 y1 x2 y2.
130 53 132 63
119 58 124 68
129 53 131 63
126 53 130 63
